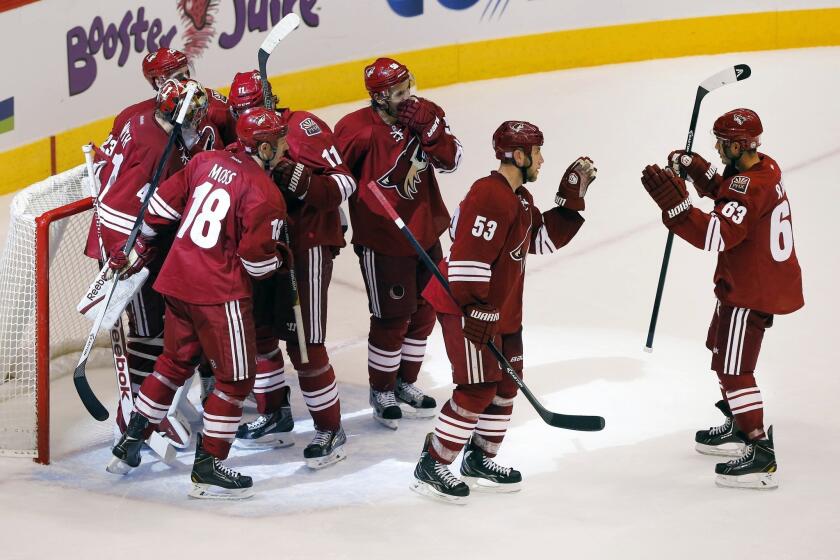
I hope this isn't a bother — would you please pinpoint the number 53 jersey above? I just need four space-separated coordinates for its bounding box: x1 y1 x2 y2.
669 153 804 315
144 149 287 305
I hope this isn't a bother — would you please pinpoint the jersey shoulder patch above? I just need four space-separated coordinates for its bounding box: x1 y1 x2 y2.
299 117 323 137
729 175 750 194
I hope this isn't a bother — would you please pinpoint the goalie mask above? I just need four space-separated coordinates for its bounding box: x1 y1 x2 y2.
156 78 208 132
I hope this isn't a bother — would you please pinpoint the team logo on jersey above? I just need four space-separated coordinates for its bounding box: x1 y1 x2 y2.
730 175 750 194
390 125 405 142
508 195 532 271
377 136 428 200
299 117 322 137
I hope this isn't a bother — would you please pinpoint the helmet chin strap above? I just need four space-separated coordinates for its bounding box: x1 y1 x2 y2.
517 153 534 185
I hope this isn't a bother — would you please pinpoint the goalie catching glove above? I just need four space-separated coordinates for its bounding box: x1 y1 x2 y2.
108 235 158 280
555 156 597 211
640 164 692 227
462 303 500 346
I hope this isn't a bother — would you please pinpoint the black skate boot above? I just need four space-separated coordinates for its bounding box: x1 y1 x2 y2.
396 378 437 419
234 406 294 449
303 426 347 469
715 426 778 490
107 412 149 475
189 434 254 500
410 433 470 505
370 388 402 430
695 400 746 457
460 439 522 493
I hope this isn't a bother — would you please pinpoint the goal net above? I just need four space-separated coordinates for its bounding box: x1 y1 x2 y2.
0 164 110 463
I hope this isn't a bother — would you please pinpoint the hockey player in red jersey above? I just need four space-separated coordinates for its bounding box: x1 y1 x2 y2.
225 70 355 468
640 108 803 490
111 47 235 151
335 57 463 429
410 121 596 503
106 107 289 499
86 78 208 444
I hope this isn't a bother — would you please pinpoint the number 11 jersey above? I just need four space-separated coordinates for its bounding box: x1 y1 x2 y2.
145 148 287 305
669 153 804 314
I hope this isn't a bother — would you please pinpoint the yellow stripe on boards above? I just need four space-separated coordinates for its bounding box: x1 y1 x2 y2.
2 7 840 195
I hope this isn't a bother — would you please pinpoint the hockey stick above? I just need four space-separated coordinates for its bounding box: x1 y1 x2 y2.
83 146 176 460
257 13 309 362
644 64 751 352
73 83 198 421
364 181 605 432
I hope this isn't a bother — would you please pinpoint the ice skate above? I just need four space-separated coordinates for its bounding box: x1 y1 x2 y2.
107 413 149 475
410 434 469 504
233 407 294 449
695 400 747 457
303 427 347 469
715 426 778 490
460 440 522 493
395 378 437 419
189 435 254 500
370 388 402 429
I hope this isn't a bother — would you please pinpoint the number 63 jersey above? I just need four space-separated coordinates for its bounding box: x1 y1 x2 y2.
669 153 804 314
144 149 287 305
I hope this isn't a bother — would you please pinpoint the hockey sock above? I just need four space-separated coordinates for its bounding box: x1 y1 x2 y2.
126 335 163 396
397 301 435 384
290 344 341 430
368 316 409 391
252 348 288 414
473 395 515 458
430 383 496 464
718 373 765 439
134 371 182 438
202 379 252 460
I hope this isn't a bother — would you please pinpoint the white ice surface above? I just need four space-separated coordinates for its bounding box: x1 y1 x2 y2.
1 47 839 559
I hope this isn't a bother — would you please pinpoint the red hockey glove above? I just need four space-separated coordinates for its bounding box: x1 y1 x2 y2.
641 164 692 226
555 156 597 211
275 241 294 273
397 97 445 145
462 303 500 346
108 235 157 280
667 150 718 198
273 158 312 198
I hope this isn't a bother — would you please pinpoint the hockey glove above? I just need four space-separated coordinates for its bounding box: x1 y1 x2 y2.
274 158 312 198
667 150 719 198
275 241 294 274
397 97 445 145
462 303 500 346
108 235 157 280
555 156 597 211
640 164 692 227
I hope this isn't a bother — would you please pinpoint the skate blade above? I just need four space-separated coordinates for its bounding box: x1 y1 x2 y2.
105 455 136 475
398 403 437 419
715 472 778 490
188 483 255 500
695 442 746 457
409 479 468 505
233 434 295 450
373 413 400 430
461 476 522 494
305 445 348 470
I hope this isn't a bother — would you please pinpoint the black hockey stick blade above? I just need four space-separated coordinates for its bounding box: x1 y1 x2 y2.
543 410 605 431
73 365 109 421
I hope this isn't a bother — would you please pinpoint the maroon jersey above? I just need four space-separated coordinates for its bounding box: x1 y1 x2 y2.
144 149 286 305
111 98 155 141
205 88 237 146
424 171 584 333
334 105 462 256
670 153 803 314
86 105 188 259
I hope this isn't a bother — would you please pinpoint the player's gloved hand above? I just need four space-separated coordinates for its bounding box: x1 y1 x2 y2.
555 156 597 211
108 235 157 280
640 164 692 226
273 158 312 198
275 240 294 273
462 303 500 346
667 150 718 198
397 97 444 145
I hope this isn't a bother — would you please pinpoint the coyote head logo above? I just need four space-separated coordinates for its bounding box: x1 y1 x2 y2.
376 136 428 201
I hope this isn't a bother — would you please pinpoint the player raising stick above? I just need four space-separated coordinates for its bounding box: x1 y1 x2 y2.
335 58 463 429
640 108 803 489
410 121 596 503
226 70 355 468
106 107 289 500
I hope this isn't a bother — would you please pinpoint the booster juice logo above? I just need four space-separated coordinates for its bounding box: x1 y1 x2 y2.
66 1 320 97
